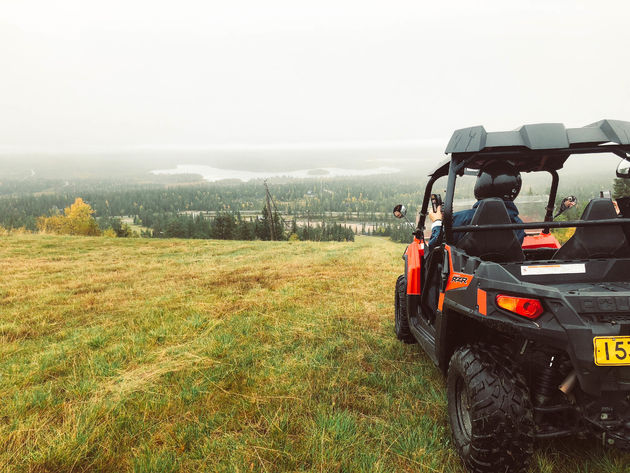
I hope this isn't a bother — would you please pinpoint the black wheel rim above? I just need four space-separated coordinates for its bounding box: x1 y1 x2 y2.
455 377 472 441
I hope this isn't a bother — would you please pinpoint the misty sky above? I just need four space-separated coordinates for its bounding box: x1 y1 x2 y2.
1 0 630 152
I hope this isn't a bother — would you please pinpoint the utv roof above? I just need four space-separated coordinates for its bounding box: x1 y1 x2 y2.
446 119 630 154
443 119 630 172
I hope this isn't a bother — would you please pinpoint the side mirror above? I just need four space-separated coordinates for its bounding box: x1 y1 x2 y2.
559 195 578 213
392 204 407 219
617 158 630 178
393 204 416 232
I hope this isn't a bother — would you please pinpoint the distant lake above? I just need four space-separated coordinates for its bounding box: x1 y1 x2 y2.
151 164 401 182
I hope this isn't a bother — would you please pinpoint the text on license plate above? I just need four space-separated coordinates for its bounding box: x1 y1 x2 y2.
593 336 630 366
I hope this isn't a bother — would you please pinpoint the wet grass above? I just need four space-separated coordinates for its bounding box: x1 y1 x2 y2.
0 235 628 472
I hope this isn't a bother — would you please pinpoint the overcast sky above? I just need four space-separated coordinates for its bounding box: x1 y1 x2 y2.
1 0 630 152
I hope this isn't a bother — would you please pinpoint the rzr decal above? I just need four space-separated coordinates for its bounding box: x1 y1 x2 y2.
446 273 472 290
451 276 469 284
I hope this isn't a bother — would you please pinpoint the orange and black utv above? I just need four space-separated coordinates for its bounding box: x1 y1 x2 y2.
393 120 630 473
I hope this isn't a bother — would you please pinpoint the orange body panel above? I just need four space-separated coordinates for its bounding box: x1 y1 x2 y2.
522 233 561 249
438 292 445 311
477 288 487 315
444 245 474 291
405 238 424 295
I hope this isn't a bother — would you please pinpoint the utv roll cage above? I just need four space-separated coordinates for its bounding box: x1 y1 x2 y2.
416 119 630 244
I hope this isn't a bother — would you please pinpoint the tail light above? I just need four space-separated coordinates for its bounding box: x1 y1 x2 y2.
495 294 544 319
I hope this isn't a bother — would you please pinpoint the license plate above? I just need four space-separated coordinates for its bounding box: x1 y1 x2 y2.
594 336 630 366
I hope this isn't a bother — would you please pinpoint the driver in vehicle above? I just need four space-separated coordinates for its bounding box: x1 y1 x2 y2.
427 161 526 251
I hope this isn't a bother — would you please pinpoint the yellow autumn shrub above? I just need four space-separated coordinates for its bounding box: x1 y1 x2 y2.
37 198 101 236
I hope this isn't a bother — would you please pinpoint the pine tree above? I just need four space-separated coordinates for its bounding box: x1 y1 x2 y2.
613 178 630 199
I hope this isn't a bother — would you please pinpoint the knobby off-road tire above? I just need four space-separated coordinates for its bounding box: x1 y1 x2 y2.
394 275 416 344
447 344 534 473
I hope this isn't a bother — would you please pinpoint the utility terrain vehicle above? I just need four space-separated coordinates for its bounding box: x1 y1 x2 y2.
393 120 630 473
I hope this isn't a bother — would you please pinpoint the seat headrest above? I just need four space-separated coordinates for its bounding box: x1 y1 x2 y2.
581 198 618 220
553 198 630 260
457 198 524 263
469 198 512 225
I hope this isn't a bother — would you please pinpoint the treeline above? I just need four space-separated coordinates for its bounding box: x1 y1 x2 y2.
0 172 623 245
364 223 413 244
0 176 427 231
30 198 355 242
145 209 354 242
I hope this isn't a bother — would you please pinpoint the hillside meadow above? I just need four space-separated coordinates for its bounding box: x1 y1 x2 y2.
0 235 628 472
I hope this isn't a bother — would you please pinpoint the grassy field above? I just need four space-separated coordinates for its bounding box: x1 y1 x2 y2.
0 235 628 473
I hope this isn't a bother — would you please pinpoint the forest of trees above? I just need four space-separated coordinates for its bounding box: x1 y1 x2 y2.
0 179 358 241
0 176 423 228
0 176 413 241
143 207 354 242
0 170 625 243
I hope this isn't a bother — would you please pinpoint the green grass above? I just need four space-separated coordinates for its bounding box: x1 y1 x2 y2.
0 235 628 472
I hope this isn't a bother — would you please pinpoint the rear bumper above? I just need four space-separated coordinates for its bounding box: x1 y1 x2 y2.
443 248 630 395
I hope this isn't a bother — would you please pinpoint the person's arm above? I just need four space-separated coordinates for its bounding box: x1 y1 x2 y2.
513 215 526 244
427 206 443 249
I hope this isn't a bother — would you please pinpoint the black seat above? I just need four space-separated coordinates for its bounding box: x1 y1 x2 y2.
456 198 525 263
553 198 630 260
457 198 524 262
